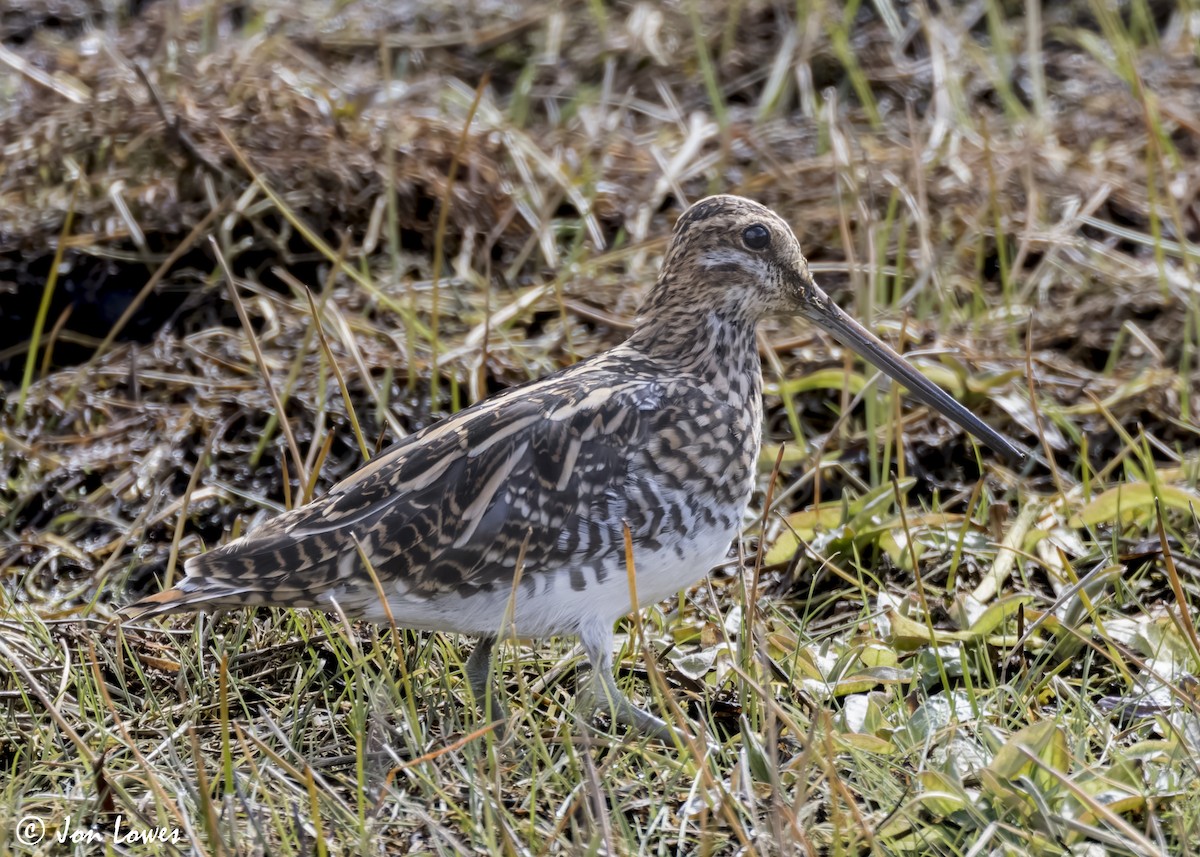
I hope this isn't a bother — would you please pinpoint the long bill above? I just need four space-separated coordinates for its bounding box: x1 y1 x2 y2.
800 286 1027 465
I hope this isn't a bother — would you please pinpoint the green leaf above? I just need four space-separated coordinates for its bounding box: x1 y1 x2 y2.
1070 482 1200 527
980 720 1068 802
765 368 871 397
968 595 1034 636
917 771 969 817
764 478 916 565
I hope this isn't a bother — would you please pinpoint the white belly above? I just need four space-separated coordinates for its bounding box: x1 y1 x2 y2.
342 519 737 639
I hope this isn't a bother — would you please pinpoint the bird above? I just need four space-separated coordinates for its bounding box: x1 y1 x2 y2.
127 195 1024 740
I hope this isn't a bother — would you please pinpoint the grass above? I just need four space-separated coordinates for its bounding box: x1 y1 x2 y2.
2 0 1199 854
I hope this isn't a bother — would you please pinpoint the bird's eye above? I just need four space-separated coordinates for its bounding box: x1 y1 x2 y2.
742 224 770 250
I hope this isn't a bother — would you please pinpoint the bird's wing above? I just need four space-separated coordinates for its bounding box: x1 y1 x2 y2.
133 359 691 615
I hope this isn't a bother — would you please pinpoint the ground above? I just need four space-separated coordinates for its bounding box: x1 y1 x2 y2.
1 0 1199 854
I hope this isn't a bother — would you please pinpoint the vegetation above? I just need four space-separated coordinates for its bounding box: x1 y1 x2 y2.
1 0 1198 853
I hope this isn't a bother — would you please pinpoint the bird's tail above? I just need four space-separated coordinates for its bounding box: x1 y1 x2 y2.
121 577 258 621
122 534 348 622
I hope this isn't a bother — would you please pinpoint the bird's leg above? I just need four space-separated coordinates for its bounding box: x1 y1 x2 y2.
464 634 507 723
578 623 688 742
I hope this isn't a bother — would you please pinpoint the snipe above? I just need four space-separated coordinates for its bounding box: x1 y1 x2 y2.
129 195 1023 740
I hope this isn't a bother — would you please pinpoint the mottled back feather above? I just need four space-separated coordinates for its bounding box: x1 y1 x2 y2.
131 344 758 619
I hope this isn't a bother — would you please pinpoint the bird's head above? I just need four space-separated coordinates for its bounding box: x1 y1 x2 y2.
658 194 816 321
644 194 1026 464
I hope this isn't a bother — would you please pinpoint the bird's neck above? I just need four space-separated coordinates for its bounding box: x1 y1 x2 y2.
626 303 763 410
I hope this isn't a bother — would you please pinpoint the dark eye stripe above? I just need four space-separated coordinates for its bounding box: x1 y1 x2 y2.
742 224 770 250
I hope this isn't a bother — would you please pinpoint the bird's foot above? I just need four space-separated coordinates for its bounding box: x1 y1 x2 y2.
579 669 694 744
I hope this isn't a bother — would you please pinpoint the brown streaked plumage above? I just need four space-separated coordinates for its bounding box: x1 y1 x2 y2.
130 195 1024 739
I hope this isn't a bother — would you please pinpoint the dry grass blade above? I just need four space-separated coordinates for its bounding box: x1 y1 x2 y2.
298 278 371 464
430 71 491 407
211 236 309 494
